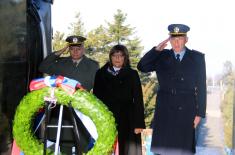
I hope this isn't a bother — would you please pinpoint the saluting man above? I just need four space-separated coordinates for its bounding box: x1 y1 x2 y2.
137 24 207 155
39 35 99 154
39 35 99 91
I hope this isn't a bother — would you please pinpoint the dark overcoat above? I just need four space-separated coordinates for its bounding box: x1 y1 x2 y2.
39 53 99 91
137 47 206 154
93 63 146 155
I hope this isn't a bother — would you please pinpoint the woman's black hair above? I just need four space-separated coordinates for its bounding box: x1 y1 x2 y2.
109 44 130 67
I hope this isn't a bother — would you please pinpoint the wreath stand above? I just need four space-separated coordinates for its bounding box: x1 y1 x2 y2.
35 88 83 155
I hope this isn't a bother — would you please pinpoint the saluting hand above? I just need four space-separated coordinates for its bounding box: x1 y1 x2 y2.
155 38 170 51
55 44 69 56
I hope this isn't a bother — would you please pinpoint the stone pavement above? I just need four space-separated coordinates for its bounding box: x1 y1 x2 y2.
196 146 225 155
195 86 226 155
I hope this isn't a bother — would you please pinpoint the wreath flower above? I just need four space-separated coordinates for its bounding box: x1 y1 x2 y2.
13 76 117 155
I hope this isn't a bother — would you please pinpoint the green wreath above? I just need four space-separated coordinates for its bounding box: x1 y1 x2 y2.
13 87 117 155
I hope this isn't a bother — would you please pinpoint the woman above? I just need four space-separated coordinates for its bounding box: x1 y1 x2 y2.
93 44 145 155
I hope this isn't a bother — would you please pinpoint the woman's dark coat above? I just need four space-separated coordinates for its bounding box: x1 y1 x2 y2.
137 47 207 154
93 63 146 155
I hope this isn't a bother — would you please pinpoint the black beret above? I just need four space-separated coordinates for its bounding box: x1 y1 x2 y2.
168 24 190 37
65 35 86 46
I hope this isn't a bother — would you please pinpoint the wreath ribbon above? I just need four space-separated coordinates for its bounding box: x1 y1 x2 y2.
29 75 81 94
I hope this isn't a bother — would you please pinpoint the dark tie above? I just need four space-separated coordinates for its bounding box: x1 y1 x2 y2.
176 54 180 62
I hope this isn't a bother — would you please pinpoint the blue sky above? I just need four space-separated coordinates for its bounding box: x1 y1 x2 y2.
52 0 235 77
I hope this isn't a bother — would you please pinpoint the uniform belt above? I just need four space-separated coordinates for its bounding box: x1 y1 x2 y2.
158 89 195 95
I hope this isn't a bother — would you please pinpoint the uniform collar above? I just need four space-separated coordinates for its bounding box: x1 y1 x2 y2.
173 48 186 61
72 55 85 66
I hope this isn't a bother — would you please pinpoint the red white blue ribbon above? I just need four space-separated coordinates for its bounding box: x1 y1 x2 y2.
29 75 81 94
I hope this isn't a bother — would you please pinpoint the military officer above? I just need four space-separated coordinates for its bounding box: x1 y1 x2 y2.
137 24 207 155
39 35 99 91
39 35 99 154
